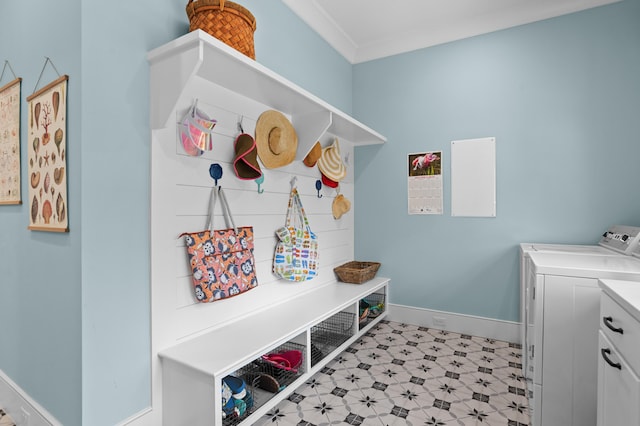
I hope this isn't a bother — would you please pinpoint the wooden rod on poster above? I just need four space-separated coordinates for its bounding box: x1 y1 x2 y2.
27 74 68 102
0 76 22 94
28 226 69 233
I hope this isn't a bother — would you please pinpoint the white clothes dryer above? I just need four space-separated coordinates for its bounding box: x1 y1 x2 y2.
524 252 640 426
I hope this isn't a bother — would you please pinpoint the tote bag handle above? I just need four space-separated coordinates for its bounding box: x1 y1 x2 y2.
206 186 237 232
284 188 312 233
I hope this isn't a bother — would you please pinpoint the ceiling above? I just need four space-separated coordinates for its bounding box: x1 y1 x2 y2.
282 0 621 63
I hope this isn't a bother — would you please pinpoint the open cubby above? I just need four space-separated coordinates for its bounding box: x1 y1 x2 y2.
241 341 306 395
310 311 355 367
358 291 386 330
221 341 306 425
220 377 255 426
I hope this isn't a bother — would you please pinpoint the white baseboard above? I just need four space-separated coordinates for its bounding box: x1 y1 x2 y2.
116 407 156 426
387 303 522 345
0 370 61 426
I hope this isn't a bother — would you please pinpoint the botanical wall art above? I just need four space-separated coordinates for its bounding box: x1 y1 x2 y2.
27 75 68 232
0 76 22 205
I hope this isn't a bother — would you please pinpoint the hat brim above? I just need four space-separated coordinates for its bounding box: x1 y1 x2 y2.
233 133 262 180
321 173 339 188
317 140 346 182
255 110 298 169
180 125 205 156
303 141 322 167
180 107 216 155
332 194 351 219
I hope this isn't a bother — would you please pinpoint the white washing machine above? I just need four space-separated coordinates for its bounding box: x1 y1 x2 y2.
519 224 640 377
524 251 640 426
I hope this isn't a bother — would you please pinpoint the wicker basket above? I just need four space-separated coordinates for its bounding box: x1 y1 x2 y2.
334 261 381 284
186 0 256 59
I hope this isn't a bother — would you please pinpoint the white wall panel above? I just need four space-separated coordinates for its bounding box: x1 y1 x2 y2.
152 80 356 346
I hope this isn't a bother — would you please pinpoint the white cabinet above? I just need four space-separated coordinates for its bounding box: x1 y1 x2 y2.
597 332 640 426
525 264 601 426
598 280 640 426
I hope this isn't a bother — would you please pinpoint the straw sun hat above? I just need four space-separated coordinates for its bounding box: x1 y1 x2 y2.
303 141 322 167
317 138 346 185
332 194 351 219
255 110 298 169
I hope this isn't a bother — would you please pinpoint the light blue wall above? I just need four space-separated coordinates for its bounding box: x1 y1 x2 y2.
353 0 640 321
0 1 82 425
1 1 351 425
248 1 353 113
78 2 184 424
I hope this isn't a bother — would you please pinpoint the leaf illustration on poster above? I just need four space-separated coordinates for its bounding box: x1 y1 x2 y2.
27 75 69 232
408 151 443 215
0 77 22 205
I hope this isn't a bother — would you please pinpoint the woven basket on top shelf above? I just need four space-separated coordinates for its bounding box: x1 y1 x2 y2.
334 261 381 284
186 0 256 59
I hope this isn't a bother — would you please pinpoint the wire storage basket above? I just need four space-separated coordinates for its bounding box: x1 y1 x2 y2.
310 311 355 367
236 340 305 421
186 0 256 59
220 374 256 426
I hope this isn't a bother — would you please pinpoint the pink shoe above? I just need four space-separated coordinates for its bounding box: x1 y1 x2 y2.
261 350 303 372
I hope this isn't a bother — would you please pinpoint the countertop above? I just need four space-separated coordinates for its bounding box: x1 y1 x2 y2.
599 279 640 323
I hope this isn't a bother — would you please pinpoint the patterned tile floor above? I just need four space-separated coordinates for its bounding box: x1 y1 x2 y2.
253 320 530 426
0 409 16 426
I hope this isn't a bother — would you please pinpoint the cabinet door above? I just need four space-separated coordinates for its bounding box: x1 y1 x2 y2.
598 331 640 426
541 275 600 426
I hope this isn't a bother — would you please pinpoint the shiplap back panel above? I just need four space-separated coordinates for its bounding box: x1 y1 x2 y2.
151 78 356 352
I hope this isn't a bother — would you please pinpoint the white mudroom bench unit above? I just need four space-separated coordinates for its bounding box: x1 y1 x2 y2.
144 31 388 426
160 278 389 426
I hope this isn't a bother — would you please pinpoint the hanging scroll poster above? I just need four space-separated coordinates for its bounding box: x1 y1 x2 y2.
27 75 68 232
0 77 22 204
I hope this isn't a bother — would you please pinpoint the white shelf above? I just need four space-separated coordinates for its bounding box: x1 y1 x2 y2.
147 30 386 158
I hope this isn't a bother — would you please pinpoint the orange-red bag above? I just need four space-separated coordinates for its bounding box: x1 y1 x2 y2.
182 187 257 302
